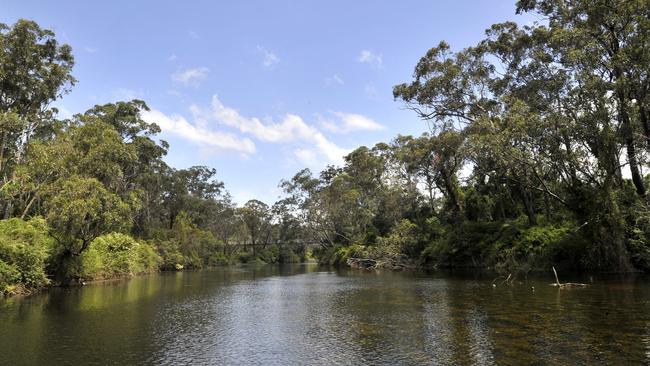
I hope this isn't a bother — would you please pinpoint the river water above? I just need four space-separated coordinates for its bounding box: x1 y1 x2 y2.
1 264 649 365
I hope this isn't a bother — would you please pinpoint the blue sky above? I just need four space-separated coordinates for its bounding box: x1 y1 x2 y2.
2 1 530 205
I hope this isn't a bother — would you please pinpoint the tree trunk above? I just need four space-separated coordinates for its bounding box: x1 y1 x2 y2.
619 90 646 196
0 131 7 179
20 194 38 219
544 191 551 221
640 105 650 150
3 201 12 219
520 186 536 226
441 170 462 218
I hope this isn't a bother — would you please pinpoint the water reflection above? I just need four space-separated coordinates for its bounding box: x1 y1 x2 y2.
1 266 649 365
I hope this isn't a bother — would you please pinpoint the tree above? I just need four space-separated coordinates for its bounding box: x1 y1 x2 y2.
240 199 272 248
45 177 132 260
0 19 75 217
162 166 224 229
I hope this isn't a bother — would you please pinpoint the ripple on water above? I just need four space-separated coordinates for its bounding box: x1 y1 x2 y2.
2 267 650 365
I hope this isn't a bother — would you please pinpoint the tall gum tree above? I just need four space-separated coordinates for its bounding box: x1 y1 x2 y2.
0 20 75 218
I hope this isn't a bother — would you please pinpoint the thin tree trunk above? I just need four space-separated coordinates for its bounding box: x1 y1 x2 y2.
620 91 646 196
521 187 536 226
640 105 650 150
0 131 7 179
20 194 38 219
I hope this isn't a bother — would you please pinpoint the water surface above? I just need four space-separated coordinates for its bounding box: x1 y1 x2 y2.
1 265 649 365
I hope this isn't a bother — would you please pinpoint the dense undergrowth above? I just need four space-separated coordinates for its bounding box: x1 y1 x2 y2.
0 217 309 296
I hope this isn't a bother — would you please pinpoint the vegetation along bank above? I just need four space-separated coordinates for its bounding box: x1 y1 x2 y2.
3 0 650 295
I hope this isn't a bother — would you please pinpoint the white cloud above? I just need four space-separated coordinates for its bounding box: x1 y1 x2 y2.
319 111 384 133
294 148 318 165
168 54 178 62
141 109 256 155
171 67 209 86
256 46 280 68
357 50 383 68
325 74 344 86
187 30 199 39
191 96 349 165
84 46 97 53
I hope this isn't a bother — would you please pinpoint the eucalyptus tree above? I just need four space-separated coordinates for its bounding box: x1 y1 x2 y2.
239 199 272 249
162 166 225 229
515 0 650 196
45 176 132 280
0 19 75 217
393 43 493 221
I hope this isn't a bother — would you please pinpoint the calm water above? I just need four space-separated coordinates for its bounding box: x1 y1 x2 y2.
1 265 650 365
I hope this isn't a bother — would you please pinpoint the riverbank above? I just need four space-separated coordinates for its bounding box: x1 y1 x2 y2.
0 217 314 297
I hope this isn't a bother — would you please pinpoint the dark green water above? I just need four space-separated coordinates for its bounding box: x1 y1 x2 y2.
1 265 649 365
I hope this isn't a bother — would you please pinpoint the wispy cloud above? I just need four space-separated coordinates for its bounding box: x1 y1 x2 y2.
168 54 178 62
364 84 379 99
187 30 199 39
256 46 280 68
141 109 256 155
325 74 345 86
84 46 97 53
294 148 318 166
171 67 209 86
357 50 382 68
319 111 384 133
191 96 349 165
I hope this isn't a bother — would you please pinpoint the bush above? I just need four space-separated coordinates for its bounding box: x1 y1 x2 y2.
278 246 301 263
421 219 577 272
0 218 52 294
375 219 419 257
81 233 160 280
155 239 184 271
208 252 231 266
236 250 254 263
317 244 366 266
256 245 280 263
494 224 574 272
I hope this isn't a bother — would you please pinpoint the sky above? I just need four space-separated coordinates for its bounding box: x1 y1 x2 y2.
1 0 531 205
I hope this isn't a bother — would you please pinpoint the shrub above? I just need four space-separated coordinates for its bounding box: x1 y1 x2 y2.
317 244 366 266
375 219 419 257
0 218 53 295
494 224 574 272
81 233 160 280
236 251 254 263
208 252 230 266
256 245 280 263
421 220 577 271
155 239 184 271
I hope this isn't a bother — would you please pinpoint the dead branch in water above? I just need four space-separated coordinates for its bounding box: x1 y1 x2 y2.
550 266 588 288
492 273 514 287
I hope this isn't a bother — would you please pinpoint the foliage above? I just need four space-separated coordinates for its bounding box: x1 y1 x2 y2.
80 233 160 280
0 218 52 294
46 177 133 256
6 5 650 296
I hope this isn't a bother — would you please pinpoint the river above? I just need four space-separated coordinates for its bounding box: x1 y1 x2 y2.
1 264 649 365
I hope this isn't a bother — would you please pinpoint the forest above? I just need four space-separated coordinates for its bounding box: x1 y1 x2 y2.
2 0 650 296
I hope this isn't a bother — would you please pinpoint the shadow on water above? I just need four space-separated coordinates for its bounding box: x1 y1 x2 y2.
1 264 650 365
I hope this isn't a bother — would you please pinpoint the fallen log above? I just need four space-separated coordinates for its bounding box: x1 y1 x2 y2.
347 258 378 269
347 255 415 271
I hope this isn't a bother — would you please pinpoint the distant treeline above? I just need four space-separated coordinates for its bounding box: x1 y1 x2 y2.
3 0 650 294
